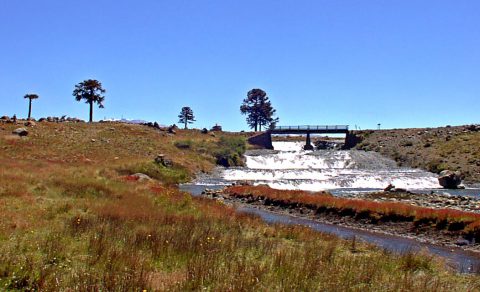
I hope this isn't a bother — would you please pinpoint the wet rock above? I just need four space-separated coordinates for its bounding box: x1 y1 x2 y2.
438 170 463 189
12 127 28 136
455 239 470 246
384 184 395 192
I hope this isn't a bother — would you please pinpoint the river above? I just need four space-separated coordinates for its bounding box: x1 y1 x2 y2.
181 141 480 272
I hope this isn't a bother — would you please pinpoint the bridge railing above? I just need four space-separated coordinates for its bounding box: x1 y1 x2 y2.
273 125 349 131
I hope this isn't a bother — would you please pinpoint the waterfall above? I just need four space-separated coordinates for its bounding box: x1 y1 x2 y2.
220 141 441 192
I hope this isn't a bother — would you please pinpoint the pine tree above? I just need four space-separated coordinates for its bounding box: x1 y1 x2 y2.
24 93 39 119
240 89 279 131
178 106 196 129
73 79 106 123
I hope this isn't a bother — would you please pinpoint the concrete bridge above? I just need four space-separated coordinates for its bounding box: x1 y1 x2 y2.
248 125 359 150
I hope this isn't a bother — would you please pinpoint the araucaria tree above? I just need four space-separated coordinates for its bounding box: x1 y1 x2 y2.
240 88 279 131
72 79 106 123
178 106 196 129
24 93 39 119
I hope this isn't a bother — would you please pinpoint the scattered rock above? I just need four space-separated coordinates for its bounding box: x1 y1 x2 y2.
154 154 173 167
25 121 36 127
91 139 96 142
466 124 480 132
438 170 463 189
12 128 28 136
131 173 153 182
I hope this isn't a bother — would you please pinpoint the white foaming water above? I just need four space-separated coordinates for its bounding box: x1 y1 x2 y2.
221 141 441 192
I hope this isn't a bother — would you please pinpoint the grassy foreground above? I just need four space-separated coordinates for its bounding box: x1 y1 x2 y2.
1 122 479 290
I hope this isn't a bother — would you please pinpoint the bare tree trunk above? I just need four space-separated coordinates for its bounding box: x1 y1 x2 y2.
28 99 32 119
184 120 187 129
89 100 93 123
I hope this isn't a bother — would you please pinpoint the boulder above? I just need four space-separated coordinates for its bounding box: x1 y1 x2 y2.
168 125 177 134
438 170 463 189
25 121 36 127
201 128 209 134
12 128 28 136
154 154 173 167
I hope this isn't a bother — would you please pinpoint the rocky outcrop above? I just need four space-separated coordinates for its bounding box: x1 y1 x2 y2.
438 170 463 189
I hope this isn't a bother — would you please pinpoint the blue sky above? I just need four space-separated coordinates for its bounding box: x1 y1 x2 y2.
0 1 478 130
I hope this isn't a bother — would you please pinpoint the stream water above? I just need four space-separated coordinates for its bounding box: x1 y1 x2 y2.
181 141 480 272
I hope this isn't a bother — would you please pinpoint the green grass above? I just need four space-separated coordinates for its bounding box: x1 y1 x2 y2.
119 161 190 185
214 136 246 167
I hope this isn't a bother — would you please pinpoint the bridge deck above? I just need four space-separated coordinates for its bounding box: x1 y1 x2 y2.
271 125 349 134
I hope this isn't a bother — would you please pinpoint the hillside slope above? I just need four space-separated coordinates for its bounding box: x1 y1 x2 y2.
355 125 480 184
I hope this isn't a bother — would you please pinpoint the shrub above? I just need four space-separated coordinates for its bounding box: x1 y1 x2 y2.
214 136 246 167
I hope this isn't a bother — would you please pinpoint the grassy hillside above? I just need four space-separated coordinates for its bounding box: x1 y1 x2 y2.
355 125 480 183
0 122 479 290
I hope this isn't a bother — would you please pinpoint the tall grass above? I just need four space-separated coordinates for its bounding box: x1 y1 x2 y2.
0 123 479 290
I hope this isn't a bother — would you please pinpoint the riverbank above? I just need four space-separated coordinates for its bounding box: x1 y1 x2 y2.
204 185 480 253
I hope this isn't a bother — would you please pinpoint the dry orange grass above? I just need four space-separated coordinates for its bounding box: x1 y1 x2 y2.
0 122 479 290
226 185 480 239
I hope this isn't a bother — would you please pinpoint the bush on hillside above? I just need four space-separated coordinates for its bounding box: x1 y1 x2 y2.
214 136 246 167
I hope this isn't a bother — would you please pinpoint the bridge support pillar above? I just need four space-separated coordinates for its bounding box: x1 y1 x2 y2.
304 132 314 150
